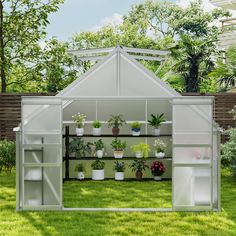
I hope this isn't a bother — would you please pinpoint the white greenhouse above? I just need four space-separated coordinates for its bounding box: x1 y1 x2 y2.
15 46 221 212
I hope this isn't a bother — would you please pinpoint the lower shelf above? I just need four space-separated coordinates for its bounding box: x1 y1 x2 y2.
63 157 172 161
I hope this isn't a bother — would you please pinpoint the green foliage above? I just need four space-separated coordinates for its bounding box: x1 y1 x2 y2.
111 138 126 151
113 161 125 172
92 120 102 128
69 138 93 158
107 114 126 128
91 160 105 170
74 163 84 172
131 143 150 158
94 139 105 151
72 113 86 128
130 121 141 130
0 140 15 173
221 128 236 177
148 113 166 128
129 160 148 172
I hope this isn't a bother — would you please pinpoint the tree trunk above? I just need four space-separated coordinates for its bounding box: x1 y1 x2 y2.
0 1 6 92
185 59 199 93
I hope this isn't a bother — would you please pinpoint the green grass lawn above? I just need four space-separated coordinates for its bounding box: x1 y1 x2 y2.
0 170 236 236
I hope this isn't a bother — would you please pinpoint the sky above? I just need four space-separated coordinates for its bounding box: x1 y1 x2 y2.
46 0 236 41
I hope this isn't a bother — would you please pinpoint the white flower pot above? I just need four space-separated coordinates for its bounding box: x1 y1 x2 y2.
132 130 140 136
153 128 161 136
114 151 124 158
76 128 84 136
77 172 85 180
93 128 101 136
115 172 124 180
155 152 165 158
154 176 162 181
96 150 103 158
92 169 104 180
27 199 41 206
25 168 42 180
135 152 143 158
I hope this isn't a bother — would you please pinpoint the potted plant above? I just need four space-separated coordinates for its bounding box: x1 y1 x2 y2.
69 138 93 158
150 161 165 180
72 112 86 136
130 121 141 136
131 143 150 158
92 120 102 136
75 163 85 180
153 139 167 158
148 113 166 136
129 160 148 180
94 139 105 158
114 161 125 180
91 160 105 180
111 138 126 158
107 114 126 136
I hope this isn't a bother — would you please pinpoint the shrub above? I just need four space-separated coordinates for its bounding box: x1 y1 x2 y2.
0 140 16 174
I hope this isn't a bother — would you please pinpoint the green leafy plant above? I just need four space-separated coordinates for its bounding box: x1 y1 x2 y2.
153 139 167 153
107 114 126 128
114 161 125 172
148 113 166 128
129 160 148 172
131 121 141 130
72 112 86 128
92 120 102 128
91 160 105 170
111 138 126 151
69 138 93 158
75 163 85 172
94 139 105 151
131 143 150 158
0 140 15 174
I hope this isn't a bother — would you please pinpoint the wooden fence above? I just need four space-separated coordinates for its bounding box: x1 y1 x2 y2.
0 93 235 141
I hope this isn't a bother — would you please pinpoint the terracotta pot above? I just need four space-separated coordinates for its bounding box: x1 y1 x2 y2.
112 127 120 136
136 171 143 180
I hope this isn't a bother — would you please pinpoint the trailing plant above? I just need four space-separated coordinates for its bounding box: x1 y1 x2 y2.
92 120 102 128
91 160 105 170
150 161 165 176
75 163 85 172
129 160 148 172
94 139 105 151
131 143 150 158
107 114 126 128
114 161 125 172
0 140 15 174
69 138 93 158
148 113 166 128
111 138 126 151
130 121 141 130
153 139 167 153
72 112 86 128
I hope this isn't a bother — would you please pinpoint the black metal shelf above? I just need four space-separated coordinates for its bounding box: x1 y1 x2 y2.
63 134 172 138
63 156 172 161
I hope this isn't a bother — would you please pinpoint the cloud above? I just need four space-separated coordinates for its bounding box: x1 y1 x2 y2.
90 13 123 32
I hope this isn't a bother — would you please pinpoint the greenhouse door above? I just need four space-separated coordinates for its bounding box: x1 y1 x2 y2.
21 97 62 210
172 98 213 211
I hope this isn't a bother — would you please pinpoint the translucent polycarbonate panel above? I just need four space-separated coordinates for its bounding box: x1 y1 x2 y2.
23 134 61 144
173 104 212 133
63 100 96 121
173 167 194 206
43 167 61 205
22 104 61 132
173 133 211 145
173 147 211 164
24 182 42 206
193 168 211 205
65 54 117 96
120 54 176 96
24 149 42 163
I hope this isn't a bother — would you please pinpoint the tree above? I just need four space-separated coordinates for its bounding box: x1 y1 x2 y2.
0 0 64 92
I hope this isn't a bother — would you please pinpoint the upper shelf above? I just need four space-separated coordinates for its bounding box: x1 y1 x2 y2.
63 134 172 138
